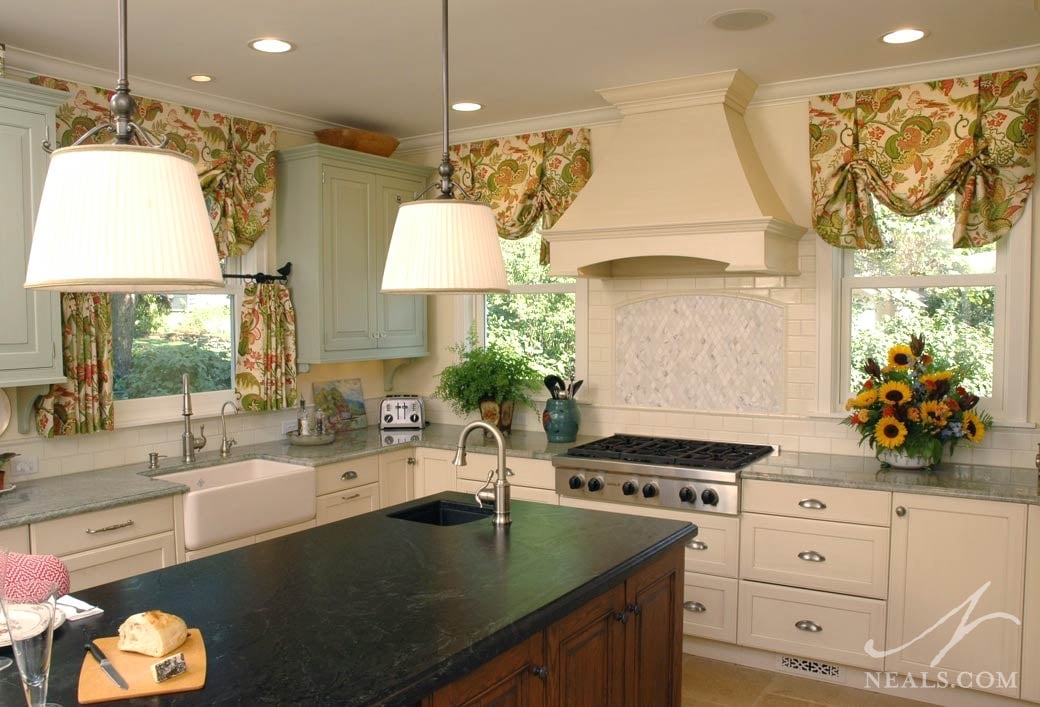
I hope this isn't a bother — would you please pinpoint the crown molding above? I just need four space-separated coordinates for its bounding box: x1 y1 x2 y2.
597 69 757 115
393 105 621 158
4 45 345 137
751 43 1040 106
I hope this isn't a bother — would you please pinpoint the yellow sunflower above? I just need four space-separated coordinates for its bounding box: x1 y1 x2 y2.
962 411 986 443
919 371 955 389
887 345 915 370
919 401 950 427
874 416 908 448
844 389 878 410
878 381 912 406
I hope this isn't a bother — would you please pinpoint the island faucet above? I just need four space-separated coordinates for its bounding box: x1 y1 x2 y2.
452 421 513 526
181 373 207 463
220 401 238 457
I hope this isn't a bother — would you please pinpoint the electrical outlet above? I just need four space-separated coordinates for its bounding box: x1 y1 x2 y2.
12 456 39 476
281 420 299 434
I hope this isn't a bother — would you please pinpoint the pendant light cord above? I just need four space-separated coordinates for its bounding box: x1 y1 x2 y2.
435 0 456 200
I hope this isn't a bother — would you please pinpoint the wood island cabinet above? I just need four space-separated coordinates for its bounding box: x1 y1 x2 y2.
426 544 684 707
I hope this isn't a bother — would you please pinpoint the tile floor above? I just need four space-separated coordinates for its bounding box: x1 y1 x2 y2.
681 655 923 707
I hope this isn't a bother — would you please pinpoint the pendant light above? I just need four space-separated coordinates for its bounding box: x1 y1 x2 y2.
380 0 507 294
24 0 222 292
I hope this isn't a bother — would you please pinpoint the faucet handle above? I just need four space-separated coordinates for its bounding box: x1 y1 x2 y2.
194 424 207 450
506 467 515 477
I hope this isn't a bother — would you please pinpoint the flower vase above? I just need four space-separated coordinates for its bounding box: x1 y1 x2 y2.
878 449 932 470
543 399 580 443
478 399 515 436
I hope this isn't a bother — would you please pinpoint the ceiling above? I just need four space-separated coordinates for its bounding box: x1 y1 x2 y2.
3 0 1039 138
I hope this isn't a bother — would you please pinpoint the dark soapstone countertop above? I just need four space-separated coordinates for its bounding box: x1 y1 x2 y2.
0 493 696 706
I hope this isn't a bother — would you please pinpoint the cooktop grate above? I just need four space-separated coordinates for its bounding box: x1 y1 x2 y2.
566 434 773 471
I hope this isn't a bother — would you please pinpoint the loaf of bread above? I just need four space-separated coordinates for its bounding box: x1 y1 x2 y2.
117 611 188 657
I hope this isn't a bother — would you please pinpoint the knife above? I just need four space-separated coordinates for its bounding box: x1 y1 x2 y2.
85 640 129 690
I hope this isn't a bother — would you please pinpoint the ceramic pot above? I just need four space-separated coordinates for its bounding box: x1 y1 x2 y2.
478 399 515 435
878 449 933 470
543 399 580 443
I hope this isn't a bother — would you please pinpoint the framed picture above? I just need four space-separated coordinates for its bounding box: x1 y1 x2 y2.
312 378 367 432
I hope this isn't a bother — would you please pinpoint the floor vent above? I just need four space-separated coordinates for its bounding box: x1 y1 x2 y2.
776 655 845 683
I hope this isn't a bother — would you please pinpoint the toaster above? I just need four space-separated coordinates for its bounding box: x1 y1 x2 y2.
379 395 425 430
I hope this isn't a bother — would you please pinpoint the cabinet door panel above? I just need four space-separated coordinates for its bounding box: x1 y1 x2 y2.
1023 506 1040 703
0 106 60 381
316 483 380 525
376 175 426 350
886 493 1025 697
431 633 544 707
63 533 177 591
416 450 457 498
626 547 682 707
546 583 624 707
379 449 416 508
322 166 378 352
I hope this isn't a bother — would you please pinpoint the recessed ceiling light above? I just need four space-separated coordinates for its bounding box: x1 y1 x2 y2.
709 9 773 31
189 74 213 83
249 38 294 54
881 28 927 44
452 102 483 112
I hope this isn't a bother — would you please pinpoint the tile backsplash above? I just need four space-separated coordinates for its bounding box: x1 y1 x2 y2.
615 294 784 413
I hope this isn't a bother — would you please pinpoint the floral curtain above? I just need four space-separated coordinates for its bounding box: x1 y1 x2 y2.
29 76 276 259
35 294 114 437
809 66 1038 249
450 127 592 263
235 282 298 412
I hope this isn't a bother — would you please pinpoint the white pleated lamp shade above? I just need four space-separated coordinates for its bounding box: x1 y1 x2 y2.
381 200 508 294
25 145 223 292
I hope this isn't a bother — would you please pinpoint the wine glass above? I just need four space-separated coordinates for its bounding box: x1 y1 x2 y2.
0 550 61 707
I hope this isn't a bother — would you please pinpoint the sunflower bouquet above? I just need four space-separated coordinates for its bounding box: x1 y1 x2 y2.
844 334 992 466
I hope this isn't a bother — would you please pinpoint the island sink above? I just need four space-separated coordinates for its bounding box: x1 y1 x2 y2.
388 499 493 526
159 459 316 550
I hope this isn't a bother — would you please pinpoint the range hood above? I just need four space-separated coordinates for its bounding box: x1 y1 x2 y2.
544 70 805 277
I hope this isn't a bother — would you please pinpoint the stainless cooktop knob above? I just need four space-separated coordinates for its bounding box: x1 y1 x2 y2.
642 483 658 499
587 477 604 492
701 488 720 506
568 475 585 490
678 487 696 504
622 481 638 496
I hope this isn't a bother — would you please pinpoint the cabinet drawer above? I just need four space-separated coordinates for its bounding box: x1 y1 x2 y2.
31 497 175 557
737 580 886 670
742 479 891 526
683 572 737 644
315 456 380 496
317 482 380 525
456 478 559 505
0 525 30 553
740 514 889 599
457 453 554 490
64 532 177 591
256 519 317 543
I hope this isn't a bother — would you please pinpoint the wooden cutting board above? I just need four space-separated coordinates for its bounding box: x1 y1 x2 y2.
78 629 206 703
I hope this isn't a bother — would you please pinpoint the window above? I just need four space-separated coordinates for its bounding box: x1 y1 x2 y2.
832 193 1031 420
473 234 579 378
111 293 234 401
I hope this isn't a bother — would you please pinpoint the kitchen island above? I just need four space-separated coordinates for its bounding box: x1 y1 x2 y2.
0 492 696 706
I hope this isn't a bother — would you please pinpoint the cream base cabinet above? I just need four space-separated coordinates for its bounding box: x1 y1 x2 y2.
0 79 67 386
0 525 30 553
885 493 1026 698
414 448 457 498
317 482 380 525
276 144 429 364
378 449 416 508
1022 505 1040 703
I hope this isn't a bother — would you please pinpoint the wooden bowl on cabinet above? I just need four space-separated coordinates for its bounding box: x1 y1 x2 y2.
314 127 400 157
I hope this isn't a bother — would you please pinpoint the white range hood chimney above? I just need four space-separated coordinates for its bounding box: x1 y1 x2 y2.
544 70 805 277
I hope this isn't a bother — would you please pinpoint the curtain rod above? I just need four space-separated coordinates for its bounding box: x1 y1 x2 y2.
223 261 292 284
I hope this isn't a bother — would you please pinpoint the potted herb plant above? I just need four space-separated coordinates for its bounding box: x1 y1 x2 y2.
843 334 992 468
0 452 17 490
434 337 539 435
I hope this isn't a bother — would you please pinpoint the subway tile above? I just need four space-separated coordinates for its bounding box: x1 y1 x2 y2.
694 277 726 290
93 449 126 470
755 277 785 289
752 417 785 435
972 448 1012 467
36 458 63 479
61 455 95 475
41 437 80 459
723 417 755 433
786 367 815 384
724 277 755 289
1012 450 1038 469
799 435 830 453
666 278 697 291
768 288 801 304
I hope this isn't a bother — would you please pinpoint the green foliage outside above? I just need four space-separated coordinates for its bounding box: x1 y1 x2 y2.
112 294 232 400
849 198 995 396
434 333 541 416
485 235 576 378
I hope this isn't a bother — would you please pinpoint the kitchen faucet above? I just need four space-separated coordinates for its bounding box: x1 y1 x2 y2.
452 421 513 526
181 373 207 463
220 401 238 457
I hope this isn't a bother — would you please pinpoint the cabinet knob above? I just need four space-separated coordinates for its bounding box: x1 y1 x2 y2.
614 610 629 624
627 602 641 616
795 620 822 633
683 601 706 613
895 506 907 517
531 665 548 679
407 457 416 465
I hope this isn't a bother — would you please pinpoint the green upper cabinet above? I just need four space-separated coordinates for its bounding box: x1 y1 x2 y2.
276 144 430 364
0 79 67 387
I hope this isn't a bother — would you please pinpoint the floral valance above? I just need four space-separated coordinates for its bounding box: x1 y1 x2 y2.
809 66 1038 249
29 75 276 259
450 127 592 263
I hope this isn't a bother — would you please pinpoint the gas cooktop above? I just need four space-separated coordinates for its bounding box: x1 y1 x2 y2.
564 434 774 471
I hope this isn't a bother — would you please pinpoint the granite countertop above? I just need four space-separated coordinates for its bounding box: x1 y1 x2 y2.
0 493 696 706
0 425 600 530
743 450 1040 504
